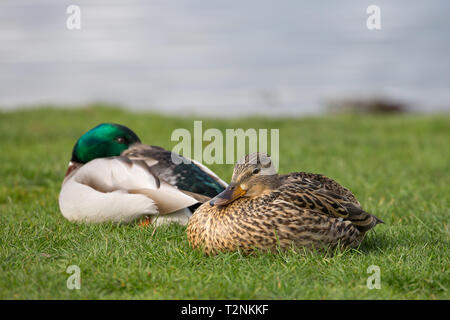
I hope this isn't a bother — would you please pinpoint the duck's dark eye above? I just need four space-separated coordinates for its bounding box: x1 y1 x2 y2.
115 137 126 144
252 168 261 174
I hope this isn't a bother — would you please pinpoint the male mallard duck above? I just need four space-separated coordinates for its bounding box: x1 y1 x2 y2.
187 152 383 254
59 123 227 225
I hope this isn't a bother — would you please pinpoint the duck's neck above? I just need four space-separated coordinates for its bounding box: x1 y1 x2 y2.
261 174 282 189
246 174 281 198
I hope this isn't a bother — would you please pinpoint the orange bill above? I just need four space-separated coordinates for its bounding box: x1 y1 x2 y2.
209 183 246 206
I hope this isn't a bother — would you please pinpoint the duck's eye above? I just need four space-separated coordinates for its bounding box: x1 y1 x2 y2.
115 137 126 144
252 168 261 174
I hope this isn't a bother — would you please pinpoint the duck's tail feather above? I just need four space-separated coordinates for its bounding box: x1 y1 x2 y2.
340 202 384 232
351 211 384 232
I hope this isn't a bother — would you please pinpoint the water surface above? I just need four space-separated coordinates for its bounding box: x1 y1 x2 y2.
0 0 449 116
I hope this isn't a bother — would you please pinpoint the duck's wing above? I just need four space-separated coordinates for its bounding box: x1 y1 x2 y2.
122 144 227 198
61 157 198 220
281 172 360 205
280 173 383 232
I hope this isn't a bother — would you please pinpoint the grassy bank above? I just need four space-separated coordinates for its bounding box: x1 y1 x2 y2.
0 106 448 299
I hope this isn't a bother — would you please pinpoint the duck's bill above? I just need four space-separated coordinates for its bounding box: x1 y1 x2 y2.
209 184 246 206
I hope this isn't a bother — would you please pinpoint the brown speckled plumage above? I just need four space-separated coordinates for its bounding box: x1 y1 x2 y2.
187 153 383 255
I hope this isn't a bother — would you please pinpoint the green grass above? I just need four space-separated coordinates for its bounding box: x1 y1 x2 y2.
0 105 449 299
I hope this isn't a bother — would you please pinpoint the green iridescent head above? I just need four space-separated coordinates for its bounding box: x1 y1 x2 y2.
71 123 141 164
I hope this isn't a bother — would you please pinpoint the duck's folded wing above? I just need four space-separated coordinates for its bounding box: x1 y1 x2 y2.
70 157 198 214
122 144 227 197
313 191 383 232
281 175 382 232
189 159 228 188
284 172 360 205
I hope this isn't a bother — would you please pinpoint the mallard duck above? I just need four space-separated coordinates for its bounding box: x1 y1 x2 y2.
59 123 227 225
187 152 383 254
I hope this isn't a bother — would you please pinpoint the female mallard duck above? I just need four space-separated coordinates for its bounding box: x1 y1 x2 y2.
187 152 383 254
59 123 227 225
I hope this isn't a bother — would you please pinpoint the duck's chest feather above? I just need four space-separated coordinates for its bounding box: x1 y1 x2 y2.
187 197 275 253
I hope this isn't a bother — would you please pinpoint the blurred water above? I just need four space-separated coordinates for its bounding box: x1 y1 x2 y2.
0 0 449 116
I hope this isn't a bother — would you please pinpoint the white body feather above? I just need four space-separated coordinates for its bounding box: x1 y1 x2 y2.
59 158 197 224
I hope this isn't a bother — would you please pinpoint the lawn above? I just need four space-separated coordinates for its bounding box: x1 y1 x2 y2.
0 105 448 299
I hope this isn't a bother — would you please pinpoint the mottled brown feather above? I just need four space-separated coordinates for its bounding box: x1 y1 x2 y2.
188 160 382 255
